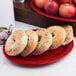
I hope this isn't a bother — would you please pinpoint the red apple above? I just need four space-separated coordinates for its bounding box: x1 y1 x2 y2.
57 0 70 3
44 0 59 15
59 3 75 18
35 0 47 8
73 0 76 4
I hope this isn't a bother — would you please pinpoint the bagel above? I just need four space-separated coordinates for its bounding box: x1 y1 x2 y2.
62 25 73 45
47 26 66 49
32 29 52 55
21 30 38 57
5 30 28 56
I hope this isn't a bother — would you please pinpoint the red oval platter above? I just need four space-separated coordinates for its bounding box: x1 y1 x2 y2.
3 40 74 65
30 0 76 22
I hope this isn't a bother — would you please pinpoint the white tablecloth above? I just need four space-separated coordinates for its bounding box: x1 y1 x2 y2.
0 21 76 76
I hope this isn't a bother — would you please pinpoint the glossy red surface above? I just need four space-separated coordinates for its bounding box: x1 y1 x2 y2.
3 40 74 65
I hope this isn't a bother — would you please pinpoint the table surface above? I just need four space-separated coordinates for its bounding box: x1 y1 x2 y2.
0 21 76 76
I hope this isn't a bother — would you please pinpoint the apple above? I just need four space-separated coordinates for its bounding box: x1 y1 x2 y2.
57 0 70 3
35 0 47 8
44 0 59 15
59 3 75 18
73 0 76 4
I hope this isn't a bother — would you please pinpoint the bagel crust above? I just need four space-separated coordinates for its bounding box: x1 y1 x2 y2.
48 26 66 49
21 30 38 57
32 29 52 55
5 30 28 56
62 25 73 45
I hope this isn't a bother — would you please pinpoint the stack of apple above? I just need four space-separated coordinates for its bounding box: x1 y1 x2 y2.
34 0 76 18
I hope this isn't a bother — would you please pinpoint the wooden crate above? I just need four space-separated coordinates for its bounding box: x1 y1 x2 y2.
14 0 76 36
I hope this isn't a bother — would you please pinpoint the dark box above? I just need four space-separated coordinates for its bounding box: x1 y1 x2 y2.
14 0 76 36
